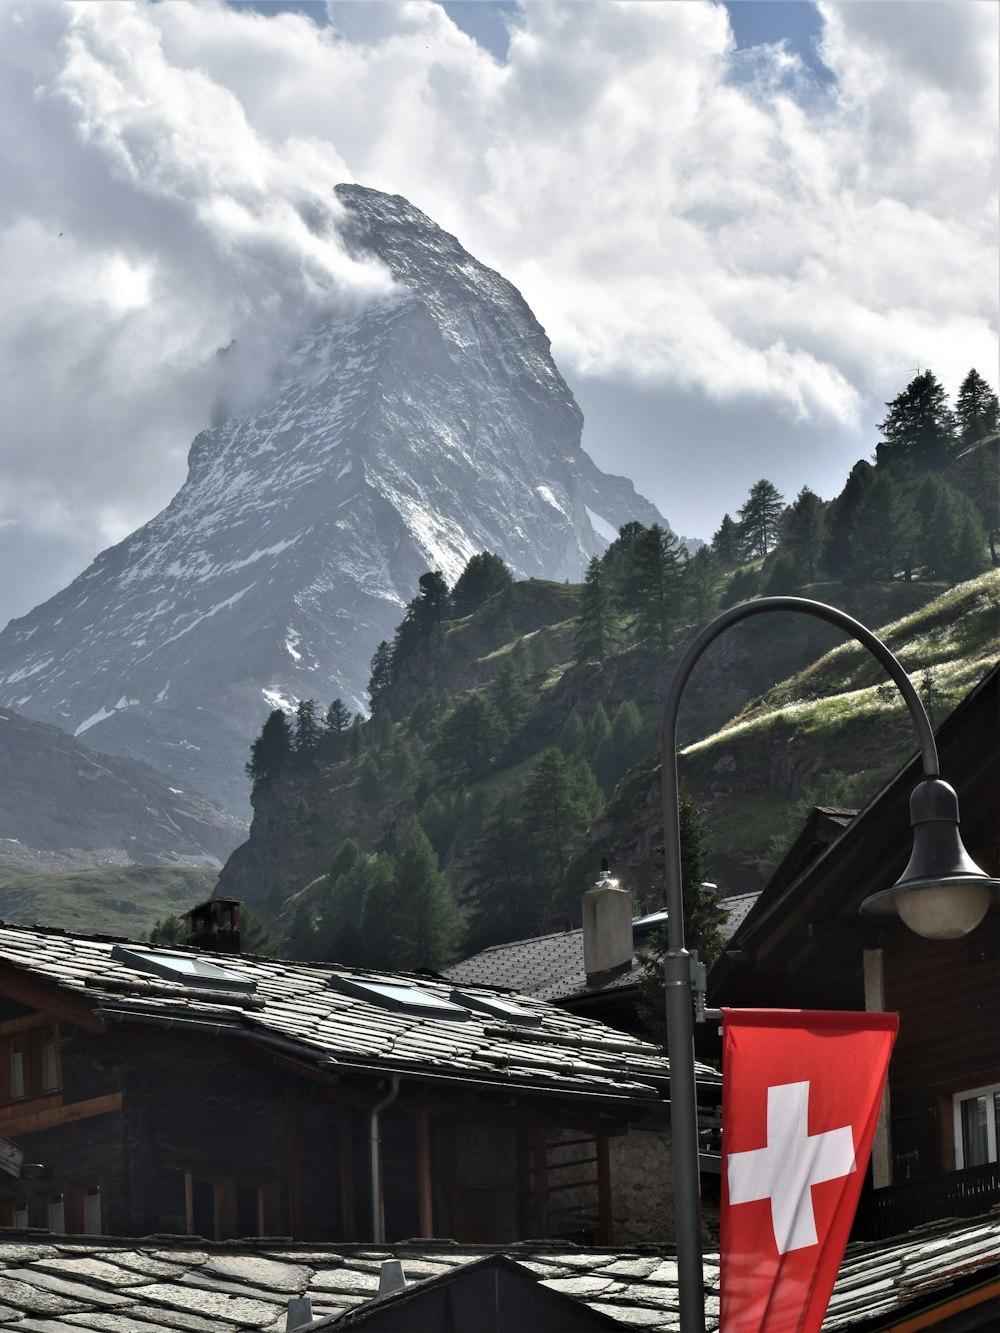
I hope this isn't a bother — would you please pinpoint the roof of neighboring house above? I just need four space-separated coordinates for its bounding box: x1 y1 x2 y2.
711 663 999 997
0 1210 993 1330
0 921 714 1104
447 898 760 1003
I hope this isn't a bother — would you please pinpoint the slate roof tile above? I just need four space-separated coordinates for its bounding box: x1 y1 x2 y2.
0 922 684 1102
0 1210 993 1329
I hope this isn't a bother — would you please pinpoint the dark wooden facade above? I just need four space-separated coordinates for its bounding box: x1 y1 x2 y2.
0 973 641 1246
710 666 1000 1236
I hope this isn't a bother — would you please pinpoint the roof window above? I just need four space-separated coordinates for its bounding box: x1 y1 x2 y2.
450 990 542 1026
330 977 470 1018
111 945 256 993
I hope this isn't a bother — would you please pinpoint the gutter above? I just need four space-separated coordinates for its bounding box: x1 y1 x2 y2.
369 1073 401 1244
93 1006 667 1106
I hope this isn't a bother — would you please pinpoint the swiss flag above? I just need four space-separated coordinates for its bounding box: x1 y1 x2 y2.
720 1008 898 1333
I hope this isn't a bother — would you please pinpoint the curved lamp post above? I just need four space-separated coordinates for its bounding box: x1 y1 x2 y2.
660 597 999 1332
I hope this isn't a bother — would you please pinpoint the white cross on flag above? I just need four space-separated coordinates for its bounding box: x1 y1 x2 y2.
720 1009 898 1333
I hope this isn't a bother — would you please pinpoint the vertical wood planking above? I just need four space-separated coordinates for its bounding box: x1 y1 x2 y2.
534 1125 549 1238
417 1109 433 1238
285 1088 301 1239
338 1107 355 1240
596 1132 612 1245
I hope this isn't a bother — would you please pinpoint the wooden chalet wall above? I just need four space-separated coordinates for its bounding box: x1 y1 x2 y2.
884 909 1000 1176
710 667 999 1206
0 1016 633 1245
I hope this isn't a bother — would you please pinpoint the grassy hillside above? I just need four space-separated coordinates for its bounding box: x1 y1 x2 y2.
680 571 998 890
0 866 218 938
215 555 997 972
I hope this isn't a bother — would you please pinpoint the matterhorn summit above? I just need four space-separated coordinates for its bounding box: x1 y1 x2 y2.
0 186 668 812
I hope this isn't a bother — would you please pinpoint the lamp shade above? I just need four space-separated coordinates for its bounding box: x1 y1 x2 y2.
860 779 999 939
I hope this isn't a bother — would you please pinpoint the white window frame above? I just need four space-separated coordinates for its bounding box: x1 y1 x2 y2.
953 1081 1000 1169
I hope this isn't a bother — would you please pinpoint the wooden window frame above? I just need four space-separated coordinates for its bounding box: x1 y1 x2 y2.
0 1024 61 1107
953 1081 1000 1169
0 1177 105 1234
183 1171 278 1240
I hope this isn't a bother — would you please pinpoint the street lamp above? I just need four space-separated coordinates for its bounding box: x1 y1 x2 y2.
660 596 999 1332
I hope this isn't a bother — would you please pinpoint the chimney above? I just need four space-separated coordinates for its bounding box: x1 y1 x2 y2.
183 897 242 954
582 860 633 985
377 1260 407 1298
285 1296 313 1330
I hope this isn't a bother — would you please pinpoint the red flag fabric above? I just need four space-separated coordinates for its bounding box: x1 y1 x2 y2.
720 1008 898 1333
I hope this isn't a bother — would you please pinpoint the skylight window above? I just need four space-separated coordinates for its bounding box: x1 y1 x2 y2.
330 977 470 1018
450 990 542 1027
111 945 256 993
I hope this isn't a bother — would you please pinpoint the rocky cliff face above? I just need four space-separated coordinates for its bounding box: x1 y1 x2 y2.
0 185 666 814
0 709 245 870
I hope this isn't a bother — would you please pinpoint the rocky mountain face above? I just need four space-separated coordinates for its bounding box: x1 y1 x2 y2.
0 709 245 871
0 185 665 815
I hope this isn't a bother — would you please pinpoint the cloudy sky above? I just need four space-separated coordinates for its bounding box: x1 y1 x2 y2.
0 0 996 627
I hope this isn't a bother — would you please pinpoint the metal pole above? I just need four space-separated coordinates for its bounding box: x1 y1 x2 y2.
660 597 937 1331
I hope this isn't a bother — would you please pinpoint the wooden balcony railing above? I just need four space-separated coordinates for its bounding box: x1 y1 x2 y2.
852 1161 1000 1241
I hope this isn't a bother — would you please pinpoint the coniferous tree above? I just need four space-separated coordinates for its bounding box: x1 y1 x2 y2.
782 487 826 581
433 692 507 781
916 478 989 580
246 709 293 788
285 903 319 960
367 641 394 707
949 435 999 565
595 699 647 792
294 699 320 754
451 552 513 618
624 524 684 650
357 755 383 802
325 698 352 735
575 556 618 664
823 460 875 578
637 785 721 1042
463 792 539 948
488 659 530 734
683 546 718 622
711 513 743 566
876 369 954 472
737 479 785 558
601 521 647 599
391 571 450 670
347 714 365 757
360 821 458 970
954 369 998 445
522 748 603 892
760 549 801 595
850 471 911 581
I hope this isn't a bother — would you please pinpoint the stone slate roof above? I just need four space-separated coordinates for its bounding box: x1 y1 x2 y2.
447 898 758 1002
0 922 719 1103
0 1210 994 1331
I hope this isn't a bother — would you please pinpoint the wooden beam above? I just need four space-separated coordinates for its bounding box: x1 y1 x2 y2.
879 1278 1000 1333
533 1126 548 1239
596 1132 612 1245
416 1110 433 1238
338 1108 355 1241
284 1087 301 1240
0 1091 121 1136
0 968 103 1032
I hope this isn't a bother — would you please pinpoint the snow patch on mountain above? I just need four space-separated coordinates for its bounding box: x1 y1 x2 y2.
0 186 671 813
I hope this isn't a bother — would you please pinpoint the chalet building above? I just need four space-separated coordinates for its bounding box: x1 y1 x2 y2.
0 919 718 1247
448 870 757 1037
710 664 999 1240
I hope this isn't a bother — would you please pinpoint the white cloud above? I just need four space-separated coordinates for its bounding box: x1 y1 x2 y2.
0 0 996 620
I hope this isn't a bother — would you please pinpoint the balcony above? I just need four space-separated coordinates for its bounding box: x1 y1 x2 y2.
852 1161 1000 1242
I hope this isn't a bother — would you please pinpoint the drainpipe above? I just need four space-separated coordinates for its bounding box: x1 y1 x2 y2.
369 1073 401 1244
